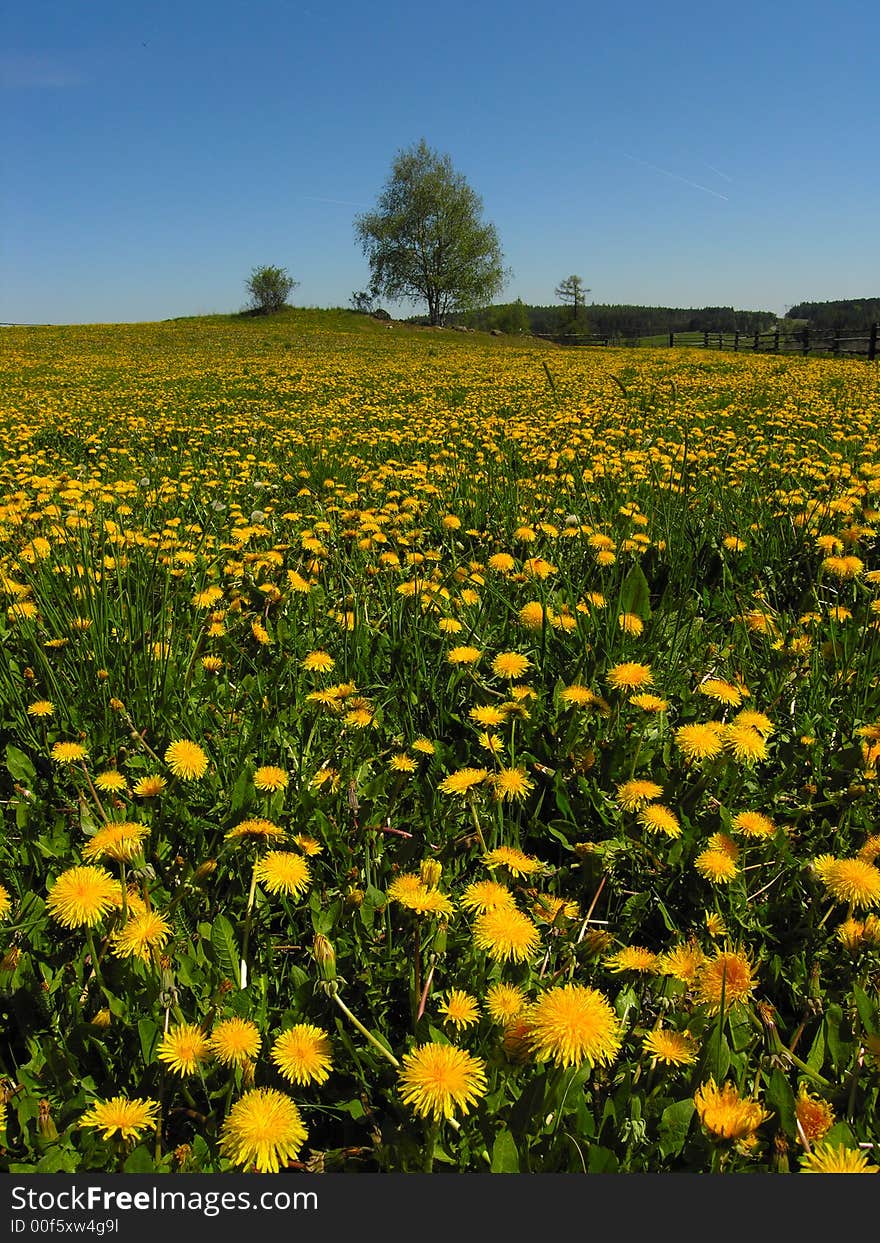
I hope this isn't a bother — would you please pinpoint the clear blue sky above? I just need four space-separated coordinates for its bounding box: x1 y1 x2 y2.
2 0 877 324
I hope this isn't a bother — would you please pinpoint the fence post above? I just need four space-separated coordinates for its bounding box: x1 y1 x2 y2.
870 323 878 362
753 331 759 351
703 330 709 349
774 329 780 353
734 331 739 351
802 327 809 356
669 332 674 347
834 329 841 357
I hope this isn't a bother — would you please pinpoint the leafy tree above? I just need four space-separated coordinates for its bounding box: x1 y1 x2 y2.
554 275 590 325
246 265 298 314
349 289 378 314
354 139 508 326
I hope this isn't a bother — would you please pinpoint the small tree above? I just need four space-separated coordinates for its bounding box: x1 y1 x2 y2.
555 275 590 327
355 140 508 326
246 265 298 314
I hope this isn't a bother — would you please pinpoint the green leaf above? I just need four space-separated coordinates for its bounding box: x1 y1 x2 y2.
138 1018 160 1066
490 1128 519 1173
806 1024 825 1073
619 563 652 621
764 1068 795 1136
658 1098 696 1158
123 1144 155 1173
211 914 240 986
587 1144 619 1173
702 1028 731 1081
6 743 35 784
852 984 877 1034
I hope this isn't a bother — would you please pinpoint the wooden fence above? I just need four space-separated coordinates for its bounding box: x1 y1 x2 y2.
535 323 878 360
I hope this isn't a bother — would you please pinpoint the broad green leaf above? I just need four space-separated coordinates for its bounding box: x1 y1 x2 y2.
658 1098 696 1157
490 1128 519 1173
6 743 35 784
211 914 240 986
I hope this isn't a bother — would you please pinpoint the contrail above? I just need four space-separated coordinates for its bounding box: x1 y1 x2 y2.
704 163 733 183
297 195 370 208
623 154 730 201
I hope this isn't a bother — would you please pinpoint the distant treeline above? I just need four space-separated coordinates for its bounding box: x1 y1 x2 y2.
784 299 880 332
418 302 778 337
406 297 878 338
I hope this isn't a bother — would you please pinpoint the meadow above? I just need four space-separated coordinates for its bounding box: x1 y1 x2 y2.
1 310 879 1174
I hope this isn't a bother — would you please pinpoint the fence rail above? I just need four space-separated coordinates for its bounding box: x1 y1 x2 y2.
535 323 878 360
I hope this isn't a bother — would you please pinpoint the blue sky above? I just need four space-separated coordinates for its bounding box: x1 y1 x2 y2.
2 0 877 324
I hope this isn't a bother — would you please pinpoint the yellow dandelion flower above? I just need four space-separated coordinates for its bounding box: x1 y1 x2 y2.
642 1029 698 1066
112 910 171 962
473 907 540 963
490 767 534 802
82 821 150 863
253 765 289 791
0 884 13 921
618 612 644 635
675 722 726 762
79 1097 159 1142
51 741 88 764
694 1079 771 1141
219 1088 308 1173
483 845 543 877
412 737 436 755
732 810 776 839
532 894 579 924
695 848 739 883
133 774 166 798
27 700 54 717
800 1143 879 1174
518 601 546 630
460 880 515 914
398 1043 487 1121
795 1086 834 1145
390 753 418 772
271 1024 333 1085
164 740 208 780
724 724 768 765
605 946 659 973
210 1018 261 1068
637 803 681 838
733 710 774 736
559 684 600 708
606 662 653 692
156 1023 211 1076
486 982 528 1024
697 950 757 1012
491 651 531 679
821 858 880 908
46 866 119 928
469 704 507 727
447 645 482 666
616 778 663 811
254 852 311 899
440 990 480 1030
630 692 669 712
698 678 743 706
438 767 488 795
658 941 706 984
528 984 622 1069
94 770 127 793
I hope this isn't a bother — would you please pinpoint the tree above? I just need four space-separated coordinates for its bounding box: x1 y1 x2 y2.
246 265 298 314
355 140 508 326
555 275 590 325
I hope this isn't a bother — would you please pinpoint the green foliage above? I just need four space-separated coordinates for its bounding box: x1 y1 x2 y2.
245 265 298 314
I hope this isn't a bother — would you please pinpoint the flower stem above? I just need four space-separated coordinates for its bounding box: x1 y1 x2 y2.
330 991 400 1068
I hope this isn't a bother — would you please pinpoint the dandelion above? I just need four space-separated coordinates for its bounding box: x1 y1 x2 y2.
795 1086 834 1145
694 1079 771 1141
658 941 706 984
733 709 774 736
156 1023 211 1076
695 848 739 884
398 1043 487 1121
528 984 622 1069
732 811 776 839
698 679 742 706
559 684 600 708
302 650 335 671
637 804 681 838
800 1143 879 1174
447 645 482 666
133 775 166 798
412 737 436 755
605 946 658 973
491 651 531 679
94 771 127 793
616 778 663 811
518 601 546 630
225 818 285 843
724 724 768 765
27 700 54 717
491 767 534 802
51 741 88 764
79 1097 159 1142
220 1088 308 1173
820 858 880 908
473 907 540 963
112 910 172 962
390 753 417 772
460 880 515 914
253 765 289 791
483 845 543 877
46 866 119 928
630 692 669 712
486 982 528 1024
470 704 507 727
606 662 652 692
438 767 488 796
440 990 480 1030
0 884 13 921
254 852 311 899
642 1029 698 1066
675 722 725 762
271 1024 333 1085
291 834 322 856
697 949 757 1012
532 894 579 924
82 821 150 863
164 740 208 780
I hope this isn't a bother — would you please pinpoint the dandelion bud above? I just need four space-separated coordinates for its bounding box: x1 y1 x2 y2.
193 859 217 883
0 946 21 973
345 886 364 908
90 1008 111 1028
313 934 336 982
502 1018 533 1063
420 860 442 889
38 1099 58 1140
